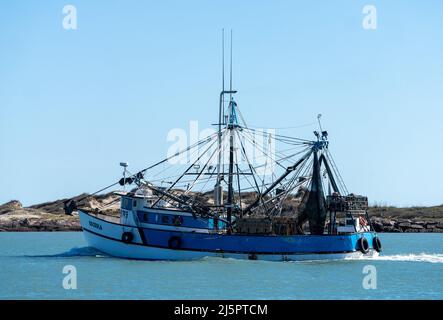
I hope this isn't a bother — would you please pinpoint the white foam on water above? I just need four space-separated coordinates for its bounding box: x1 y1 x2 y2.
347 253 443 264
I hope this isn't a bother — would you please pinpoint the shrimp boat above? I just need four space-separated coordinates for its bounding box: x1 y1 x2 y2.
71 94 381 261
70 38 381 261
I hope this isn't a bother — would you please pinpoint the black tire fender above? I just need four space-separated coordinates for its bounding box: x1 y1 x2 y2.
373 237 382 253
168 236 182 249
358 237 370 254
122 232 134 244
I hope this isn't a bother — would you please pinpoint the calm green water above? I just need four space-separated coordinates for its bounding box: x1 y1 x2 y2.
0 232 442 300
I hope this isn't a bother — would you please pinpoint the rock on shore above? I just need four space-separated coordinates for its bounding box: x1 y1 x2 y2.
0 193 120 232
370 217 443 233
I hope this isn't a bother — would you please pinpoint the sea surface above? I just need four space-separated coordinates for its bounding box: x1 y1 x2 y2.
0 232 442 300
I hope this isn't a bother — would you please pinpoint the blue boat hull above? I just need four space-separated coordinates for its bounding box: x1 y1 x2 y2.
79 210 379 261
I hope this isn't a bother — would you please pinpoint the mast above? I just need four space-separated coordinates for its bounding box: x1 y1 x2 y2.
215 29 237 225
215 29 225 208
226 101 235 225
226 30 235 225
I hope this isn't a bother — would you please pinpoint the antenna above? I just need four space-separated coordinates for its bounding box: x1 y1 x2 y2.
317 114 323 132
222 28 225 94
317 114 328 141
229 29 233 101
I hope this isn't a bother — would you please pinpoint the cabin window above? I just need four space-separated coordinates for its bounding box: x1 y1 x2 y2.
121 198 132 210
162 215 169 224
143 213 148 222
133 200 137 207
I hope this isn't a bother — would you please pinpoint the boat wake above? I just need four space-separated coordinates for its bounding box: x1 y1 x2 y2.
347 253 443 264
24 247 107 258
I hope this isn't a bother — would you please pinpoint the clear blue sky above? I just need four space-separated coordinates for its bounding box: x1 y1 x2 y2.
1 0 442 207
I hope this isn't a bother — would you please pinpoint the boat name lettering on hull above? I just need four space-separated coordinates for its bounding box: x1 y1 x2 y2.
89 221 103 230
